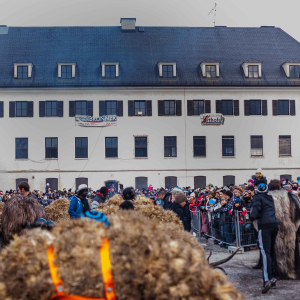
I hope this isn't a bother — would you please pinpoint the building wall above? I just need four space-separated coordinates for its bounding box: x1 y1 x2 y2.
0 86 299 190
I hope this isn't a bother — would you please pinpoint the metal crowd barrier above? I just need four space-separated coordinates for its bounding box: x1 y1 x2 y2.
190 207 257 249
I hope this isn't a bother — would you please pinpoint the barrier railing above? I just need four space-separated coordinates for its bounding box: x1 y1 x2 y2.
190 207 202 243
191 207 257 249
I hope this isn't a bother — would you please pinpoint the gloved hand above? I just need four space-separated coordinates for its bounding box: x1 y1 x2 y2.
245 223 253 233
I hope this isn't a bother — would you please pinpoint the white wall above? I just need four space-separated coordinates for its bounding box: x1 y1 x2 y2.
0 86 299 191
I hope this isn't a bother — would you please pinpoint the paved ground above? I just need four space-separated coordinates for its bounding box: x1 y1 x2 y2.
203 239 300 299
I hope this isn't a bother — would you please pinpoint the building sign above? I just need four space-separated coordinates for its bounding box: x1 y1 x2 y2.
200 114 225 125
75 115 117 127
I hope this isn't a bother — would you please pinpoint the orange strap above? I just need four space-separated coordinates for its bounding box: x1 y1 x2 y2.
47 238 116 300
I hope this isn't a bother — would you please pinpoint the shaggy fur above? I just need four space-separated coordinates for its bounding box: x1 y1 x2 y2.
269 190 300 279
1 194 48 246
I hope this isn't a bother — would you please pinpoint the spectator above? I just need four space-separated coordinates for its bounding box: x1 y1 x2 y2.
253 168 267 186
91 187 109 209
68 184 90 219
172 192 191 232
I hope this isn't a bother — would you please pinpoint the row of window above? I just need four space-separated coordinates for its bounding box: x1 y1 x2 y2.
1 99 296 118
12 62 300 80
15 135 292 160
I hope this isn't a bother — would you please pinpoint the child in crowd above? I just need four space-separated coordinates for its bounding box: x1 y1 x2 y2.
207 199 216 236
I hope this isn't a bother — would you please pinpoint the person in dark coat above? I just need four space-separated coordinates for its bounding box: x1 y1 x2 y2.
253 169 267 186
158 188 173 210
91 187 109 209
172 192 191 232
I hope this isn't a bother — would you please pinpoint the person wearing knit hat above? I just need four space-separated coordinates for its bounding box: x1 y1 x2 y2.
253 168 267 187
208 199 216 206
248 178 255 187
68 184 90 219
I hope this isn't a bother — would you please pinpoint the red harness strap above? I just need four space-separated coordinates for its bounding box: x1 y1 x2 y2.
47 238 116 300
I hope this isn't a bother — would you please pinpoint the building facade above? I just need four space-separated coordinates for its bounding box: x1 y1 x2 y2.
0 20 300 191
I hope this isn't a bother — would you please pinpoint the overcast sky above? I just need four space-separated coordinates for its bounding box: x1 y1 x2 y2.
1 0 300 41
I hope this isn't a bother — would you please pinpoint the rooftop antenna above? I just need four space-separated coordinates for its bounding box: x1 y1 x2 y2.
208 3 217 27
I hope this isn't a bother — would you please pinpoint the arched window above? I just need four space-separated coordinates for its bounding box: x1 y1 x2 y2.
75 177 88 190
223 175 235 187
46 178 58 191
16 178 28 191
194 176 206 189
105 181 119 193
280 174 292 182
165 176 177 189
135 177 148 191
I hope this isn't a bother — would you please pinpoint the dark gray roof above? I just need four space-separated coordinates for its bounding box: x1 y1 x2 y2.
1 26 300 87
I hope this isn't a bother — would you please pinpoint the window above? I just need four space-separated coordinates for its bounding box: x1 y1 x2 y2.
40 101 63 117
106 101 117 115
46 178 58 191
278 100 289 115
193 136 206 157
101 63 119 78
45 138 58 158
57 63 76 78
105 65 116 78
162 65 173 78
279 135 291 156
222 100 233 115
164 100 175 115
280 174 292 182
187 100 211 116
9 101 33 118
61 65 72 79
14 63 33 78
216 100 239 116
273 100 295 116
248 65 259 78
46 101 57 116
69 101 93 117
165 176 177 189
16 101 28 117
75 178 88 190
105 137 118 158
194 176 206 189
244 100 267 116
289 66 300 78
158 100 182 116
15 138 28 159
16 178 28 191
205 65 216 78
135 177 148 190
135 137 147 158
0 102 3 118
99 101 123 117
250 100 261 115
134 101 146 116
222 136 234 156
223 176 235 186
164 136 177 157
251 136 263 156
75 137 88 158
17 66 28 79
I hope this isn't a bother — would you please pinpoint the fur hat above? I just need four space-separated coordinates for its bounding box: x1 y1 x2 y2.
257 183 268 193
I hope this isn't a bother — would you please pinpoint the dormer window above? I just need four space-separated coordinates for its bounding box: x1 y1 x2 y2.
282 62 300 78
200 61 220 78
58 63 76 78
101 62 119 78
242 61 262 79
158 62 176 78
14 63 33 79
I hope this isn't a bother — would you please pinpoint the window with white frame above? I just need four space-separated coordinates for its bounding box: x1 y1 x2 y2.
282 62 300 78
200 62 220 78
101 62 119 78
14 63 33 79
241 62 262 78
57 63 76 78
158 62 177 77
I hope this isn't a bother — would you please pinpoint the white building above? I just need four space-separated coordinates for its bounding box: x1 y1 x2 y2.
0 20 300 191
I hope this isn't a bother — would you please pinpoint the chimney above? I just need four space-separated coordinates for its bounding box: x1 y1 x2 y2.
120 18 136 31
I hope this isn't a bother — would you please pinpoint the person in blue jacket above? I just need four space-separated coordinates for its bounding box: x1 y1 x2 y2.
68 184 90 219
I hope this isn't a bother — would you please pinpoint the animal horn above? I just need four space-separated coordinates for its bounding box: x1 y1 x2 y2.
209 247 241 267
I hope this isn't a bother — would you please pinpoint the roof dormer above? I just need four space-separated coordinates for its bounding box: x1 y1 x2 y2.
13 62 33 79
200 60 220 78
282 61 300 78
158 62 177 78
241 60 262 78
57 63 76 78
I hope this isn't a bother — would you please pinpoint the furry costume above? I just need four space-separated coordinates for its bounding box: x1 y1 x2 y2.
268 190 300 279
1 194 48 246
